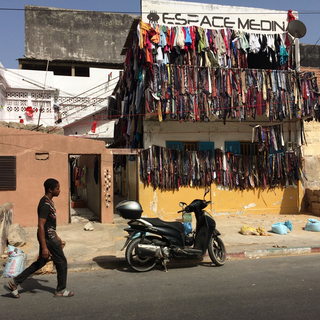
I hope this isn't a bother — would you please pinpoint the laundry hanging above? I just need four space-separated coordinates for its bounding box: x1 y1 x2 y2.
139 142 304 191
136 22 291 69
116 19 319 150
123 60 318 123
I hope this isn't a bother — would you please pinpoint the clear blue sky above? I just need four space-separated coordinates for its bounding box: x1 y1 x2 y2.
0 0 319 69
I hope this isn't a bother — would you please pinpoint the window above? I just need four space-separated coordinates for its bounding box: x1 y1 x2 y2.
166 141 214 152
199 142 215 152
75 67 90 77
225 141 241 154
0 156 16 190
183 142 197 152
166 141 183 150
225 141 262 156
240 142 252 156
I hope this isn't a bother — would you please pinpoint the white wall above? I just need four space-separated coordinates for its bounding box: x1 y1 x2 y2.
54 68 119 96
0 66 119 130
143 120 295 150
63 119 115 140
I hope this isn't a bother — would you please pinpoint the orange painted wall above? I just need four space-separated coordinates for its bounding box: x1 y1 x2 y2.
0 127 113 227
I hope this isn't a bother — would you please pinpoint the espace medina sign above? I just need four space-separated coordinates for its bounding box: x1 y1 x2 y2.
141 0 295 34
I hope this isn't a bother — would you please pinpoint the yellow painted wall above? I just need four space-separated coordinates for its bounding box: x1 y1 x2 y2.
141 120 304 219
138 179 303 220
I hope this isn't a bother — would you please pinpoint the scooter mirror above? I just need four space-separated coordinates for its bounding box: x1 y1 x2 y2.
179 202 184 208
204 187 210 198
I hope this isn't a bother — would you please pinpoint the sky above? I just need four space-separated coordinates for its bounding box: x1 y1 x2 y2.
0 0 319 69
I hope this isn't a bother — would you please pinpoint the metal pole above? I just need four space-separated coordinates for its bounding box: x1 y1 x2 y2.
37 60 50 127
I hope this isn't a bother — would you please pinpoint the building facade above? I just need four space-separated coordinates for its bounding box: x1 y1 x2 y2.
113 0 319 220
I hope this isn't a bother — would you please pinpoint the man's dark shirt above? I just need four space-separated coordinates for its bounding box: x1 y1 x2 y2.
38 196 57 239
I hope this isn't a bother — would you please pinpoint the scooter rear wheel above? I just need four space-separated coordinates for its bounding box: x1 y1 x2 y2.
208 236 226 266
126 238 157 272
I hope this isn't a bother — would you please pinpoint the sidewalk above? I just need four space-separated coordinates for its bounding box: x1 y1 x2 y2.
2 212 320 273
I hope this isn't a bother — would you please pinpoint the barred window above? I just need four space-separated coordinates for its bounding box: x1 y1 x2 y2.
0 156 16 190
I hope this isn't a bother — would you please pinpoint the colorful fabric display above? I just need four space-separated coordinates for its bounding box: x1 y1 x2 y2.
138 141 304 191
122 35 319 123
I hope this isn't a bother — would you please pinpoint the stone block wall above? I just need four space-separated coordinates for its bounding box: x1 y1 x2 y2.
304 189 320 216
0 203 13 255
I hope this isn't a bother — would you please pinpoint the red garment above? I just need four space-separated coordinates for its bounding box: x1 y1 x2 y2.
121 121 127 134
25 106 34 117
171 27 175 51
91 121 97 133
257 91 263 116
288 10 295 23
190 26 196 50
221 29 228 52
166 27 171 48
182 27 188 51
285 33 291 50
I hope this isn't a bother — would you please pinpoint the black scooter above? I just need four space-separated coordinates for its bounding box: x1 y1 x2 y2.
116 188 226 272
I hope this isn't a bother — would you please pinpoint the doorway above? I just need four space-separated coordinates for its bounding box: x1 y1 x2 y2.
69 154 101 223
113 152 139 215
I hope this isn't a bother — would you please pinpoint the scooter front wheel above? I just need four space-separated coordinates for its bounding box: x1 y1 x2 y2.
126 238 157 272
208 236 226 266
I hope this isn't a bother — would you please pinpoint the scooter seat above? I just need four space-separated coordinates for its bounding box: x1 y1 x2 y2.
143 218 185 233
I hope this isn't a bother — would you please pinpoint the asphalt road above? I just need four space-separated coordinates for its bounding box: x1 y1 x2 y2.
1 255 320 320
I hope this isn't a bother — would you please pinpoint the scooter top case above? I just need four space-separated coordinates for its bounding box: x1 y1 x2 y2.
116 200 143 219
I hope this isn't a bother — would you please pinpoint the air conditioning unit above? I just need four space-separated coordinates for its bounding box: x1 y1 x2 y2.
285 142 298 151
285 142 293 151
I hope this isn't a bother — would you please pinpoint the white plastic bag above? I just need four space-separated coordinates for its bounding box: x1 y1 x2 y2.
1 245 27 278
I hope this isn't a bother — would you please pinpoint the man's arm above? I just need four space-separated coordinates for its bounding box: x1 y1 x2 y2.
38 217 51 259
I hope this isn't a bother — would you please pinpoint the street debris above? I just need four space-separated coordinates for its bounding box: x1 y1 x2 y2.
240 225 268 236
305 219 320 232
272 220 293 235
1 245 27 278
84 222 94 231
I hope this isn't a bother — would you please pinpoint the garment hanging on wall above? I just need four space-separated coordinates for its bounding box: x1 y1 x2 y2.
139 140 304 191
118 19 319 127
123 61 318 123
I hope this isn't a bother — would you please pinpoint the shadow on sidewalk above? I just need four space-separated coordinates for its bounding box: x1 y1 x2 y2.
92 255 121 270
1 277 55 299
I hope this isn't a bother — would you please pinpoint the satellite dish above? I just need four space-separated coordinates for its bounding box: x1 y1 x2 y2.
287 20 307 39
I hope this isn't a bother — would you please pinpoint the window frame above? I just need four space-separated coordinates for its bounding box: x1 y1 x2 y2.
0 156 16 191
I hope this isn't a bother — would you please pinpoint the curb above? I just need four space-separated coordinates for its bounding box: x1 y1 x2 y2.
16 246 320 274
226 246 320 260
66 246 320 272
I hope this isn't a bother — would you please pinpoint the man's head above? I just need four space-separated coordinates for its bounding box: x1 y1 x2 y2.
44 178 60 197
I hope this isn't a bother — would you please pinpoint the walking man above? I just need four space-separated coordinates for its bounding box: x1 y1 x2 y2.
4 178 74 298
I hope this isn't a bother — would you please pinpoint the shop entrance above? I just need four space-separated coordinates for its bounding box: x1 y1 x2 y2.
112 149 139 214
69 154 101 223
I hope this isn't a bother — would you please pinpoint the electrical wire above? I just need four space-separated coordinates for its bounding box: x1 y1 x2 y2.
1 7 320 14
300 37 320 64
